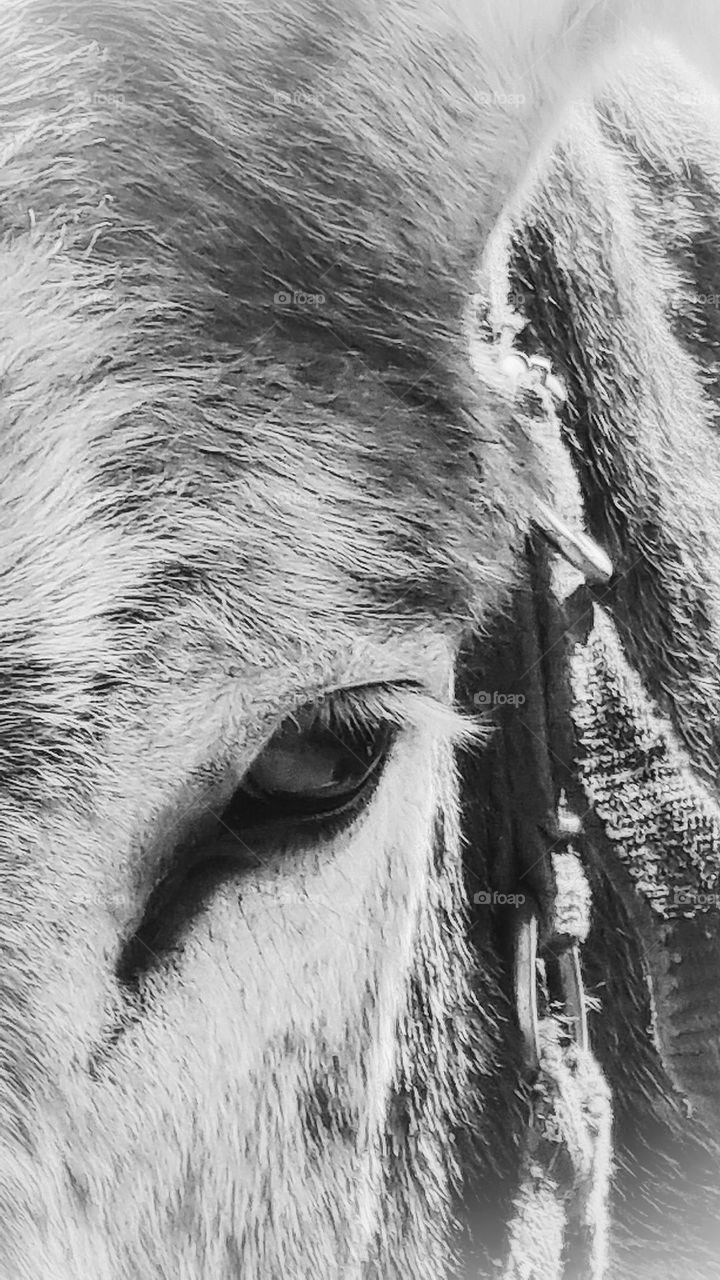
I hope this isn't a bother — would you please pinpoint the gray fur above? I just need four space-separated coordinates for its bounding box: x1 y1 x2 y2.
2 3 720 1278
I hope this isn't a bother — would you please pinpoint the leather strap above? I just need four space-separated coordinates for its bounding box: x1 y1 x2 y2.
497 522 612 1280
464 337 616 1277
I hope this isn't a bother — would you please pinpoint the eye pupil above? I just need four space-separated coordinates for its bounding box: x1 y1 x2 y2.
246 736 354 796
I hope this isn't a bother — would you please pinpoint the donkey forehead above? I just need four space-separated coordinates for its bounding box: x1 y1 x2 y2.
0 0 532 804
0 310 521 800
0 321 515 640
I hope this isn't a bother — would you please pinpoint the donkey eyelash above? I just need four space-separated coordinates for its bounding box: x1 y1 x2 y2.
305 681 484 751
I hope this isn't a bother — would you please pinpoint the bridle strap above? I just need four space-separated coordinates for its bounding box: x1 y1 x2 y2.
498 523 613 1280
480 353 615 1279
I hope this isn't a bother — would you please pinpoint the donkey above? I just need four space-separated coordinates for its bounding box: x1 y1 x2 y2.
2 2 720 1277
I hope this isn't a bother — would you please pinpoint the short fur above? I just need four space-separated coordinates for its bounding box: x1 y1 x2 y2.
2 3 720 1278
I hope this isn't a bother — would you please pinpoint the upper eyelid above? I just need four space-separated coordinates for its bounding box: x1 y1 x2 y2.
296 681 481 751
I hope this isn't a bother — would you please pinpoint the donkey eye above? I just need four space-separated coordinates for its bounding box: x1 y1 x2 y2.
117 693 398 983
225 701 393 833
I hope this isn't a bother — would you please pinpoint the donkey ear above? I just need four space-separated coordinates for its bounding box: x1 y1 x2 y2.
500 38 720 1116
506 42 720 787
473 1 720 277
